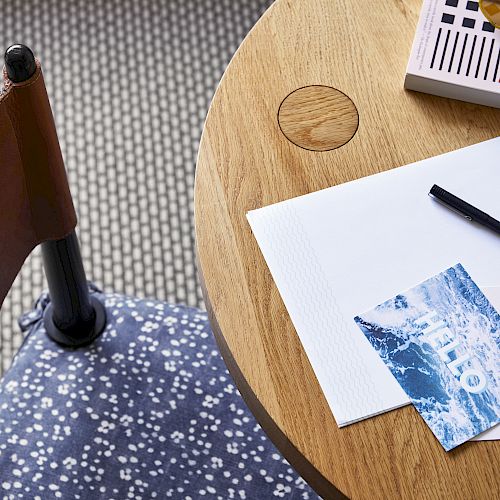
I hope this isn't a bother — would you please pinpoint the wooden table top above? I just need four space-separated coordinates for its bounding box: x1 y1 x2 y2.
194 0 500 498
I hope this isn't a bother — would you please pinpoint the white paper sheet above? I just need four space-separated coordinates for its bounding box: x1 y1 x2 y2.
247 138 500 427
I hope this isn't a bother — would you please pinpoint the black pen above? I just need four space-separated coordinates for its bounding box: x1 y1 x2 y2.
429 184 500 236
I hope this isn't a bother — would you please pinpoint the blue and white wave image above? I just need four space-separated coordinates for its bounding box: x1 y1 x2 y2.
354 263 500 451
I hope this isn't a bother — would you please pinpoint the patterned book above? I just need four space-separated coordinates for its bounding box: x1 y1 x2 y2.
355 264 500 451
405 0 499 108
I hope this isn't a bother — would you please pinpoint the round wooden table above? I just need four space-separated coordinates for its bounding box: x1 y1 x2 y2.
194 1 500 498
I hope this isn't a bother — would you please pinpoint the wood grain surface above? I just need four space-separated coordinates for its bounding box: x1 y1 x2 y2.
480 0 500 28
194 0 500 498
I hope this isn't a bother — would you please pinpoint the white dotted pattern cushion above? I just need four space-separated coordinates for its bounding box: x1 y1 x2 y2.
0 288 316 499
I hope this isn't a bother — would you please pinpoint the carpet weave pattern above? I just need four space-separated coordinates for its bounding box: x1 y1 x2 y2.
0 0 273 374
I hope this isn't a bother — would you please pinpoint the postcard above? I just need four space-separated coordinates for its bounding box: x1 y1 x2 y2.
354 264 500 451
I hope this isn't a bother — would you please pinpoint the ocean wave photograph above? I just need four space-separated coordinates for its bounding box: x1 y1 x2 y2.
354 263 500 451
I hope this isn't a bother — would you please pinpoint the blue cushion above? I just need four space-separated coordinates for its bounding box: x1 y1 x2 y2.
0 288 317 499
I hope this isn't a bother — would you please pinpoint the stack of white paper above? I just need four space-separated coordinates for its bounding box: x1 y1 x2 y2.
247 138 500 428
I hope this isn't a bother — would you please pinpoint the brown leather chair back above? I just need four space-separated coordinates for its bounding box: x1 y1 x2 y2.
0 62 76 308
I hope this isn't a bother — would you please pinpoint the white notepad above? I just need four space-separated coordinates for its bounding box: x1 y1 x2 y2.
247 138 500 427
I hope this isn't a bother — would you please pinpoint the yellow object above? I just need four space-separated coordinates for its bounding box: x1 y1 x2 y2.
480 0 500 28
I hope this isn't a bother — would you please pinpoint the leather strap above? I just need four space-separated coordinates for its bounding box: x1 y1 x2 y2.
0 62 77 308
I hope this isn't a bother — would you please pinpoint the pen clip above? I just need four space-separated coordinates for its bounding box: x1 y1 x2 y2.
428 193 473 221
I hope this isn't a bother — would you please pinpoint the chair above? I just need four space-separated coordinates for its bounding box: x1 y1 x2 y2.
0 45 317 498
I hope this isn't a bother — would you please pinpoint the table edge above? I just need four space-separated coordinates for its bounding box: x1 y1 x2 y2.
195 250 347 500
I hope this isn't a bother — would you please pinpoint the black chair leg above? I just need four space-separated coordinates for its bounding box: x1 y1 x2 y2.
5 44 106 347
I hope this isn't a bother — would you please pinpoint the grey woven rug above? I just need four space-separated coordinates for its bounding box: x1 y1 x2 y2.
0 0 273 374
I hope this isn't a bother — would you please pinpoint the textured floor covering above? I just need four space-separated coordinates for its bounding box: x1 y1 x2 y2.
0 0 273 374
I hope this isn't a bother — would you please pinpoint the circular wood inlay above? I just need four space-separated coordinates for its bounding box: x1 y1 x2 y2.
278 85 359 152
